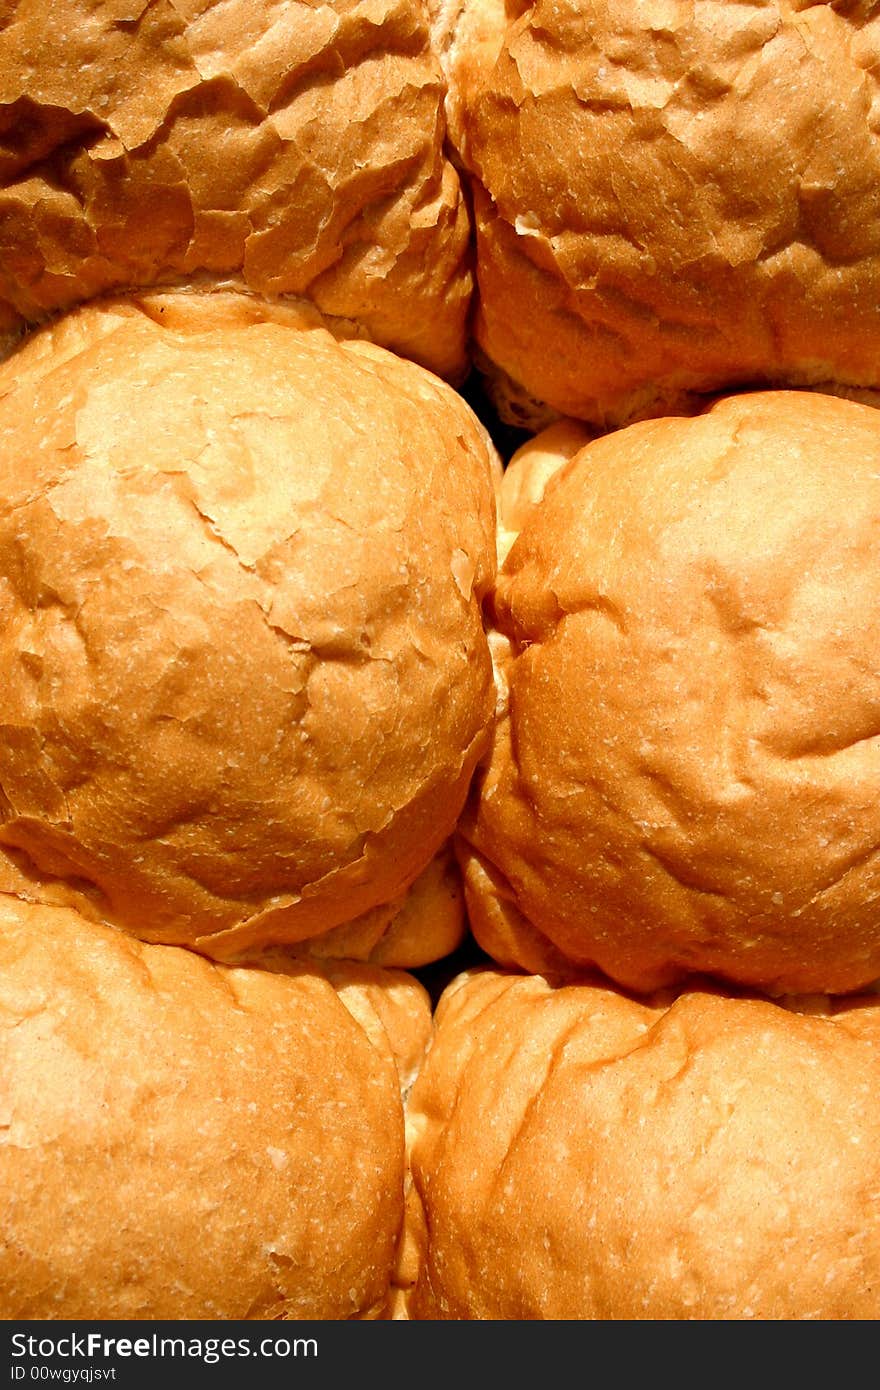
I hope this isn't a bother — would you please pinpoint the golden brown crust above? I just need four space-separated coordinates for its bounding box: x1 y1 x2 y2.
496 417 595 561
0 0 473 381
300 840 468 969
445 0 880 427
460 390 880 995
317 958 434 1097
0 896 431 1320
405 967 880 1320
0 289 497 959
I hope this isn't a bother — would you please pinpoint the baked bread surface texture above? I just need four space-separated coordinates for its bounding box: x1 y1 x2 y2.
0 896 432 1320
404 966 880 1320
0 0 473 379
459 389 880 995
0 290 497 959
436 0 880 427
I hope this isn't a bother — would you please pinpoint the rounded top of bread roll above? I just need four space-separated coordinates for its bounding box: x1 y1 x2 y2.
0 0 472 381
0 894 431 1320
459 389 880 996
438 0 880 428
0 289 497 959
496 417 595 561
300 840 468 970
404 966 880 1320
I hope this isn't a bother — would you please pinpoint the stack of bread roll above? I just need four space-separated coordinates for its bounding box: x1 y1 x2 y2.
1 0 879 1320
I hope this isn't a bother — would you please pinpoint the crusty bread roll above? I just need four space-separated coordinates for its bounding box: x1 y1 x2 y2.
0 0 472 381
496 418 595 562
0 289 497 960
459 390 880 996
433 0 880 429
0 895 432 1320
404 966 880 1320
298 839 468 969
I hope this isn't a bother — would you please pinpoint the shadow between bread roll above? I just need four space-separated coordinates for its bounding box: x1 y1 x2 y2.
431 0 880 429
403 967 880 1320
0 289 498 959
495 417 595 563
458 390 880 996
0 0 473 381
299 839 468 969
0 895 432 1320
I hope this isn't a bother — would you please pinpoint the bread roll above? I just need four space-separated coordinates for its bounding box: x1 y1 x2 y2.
0 289 497 960
496 418 594 562
0 895 432 1319
0 0 472 380
298 839 468 969
460 390 880 995
404 966 880 1320
434 0 880 428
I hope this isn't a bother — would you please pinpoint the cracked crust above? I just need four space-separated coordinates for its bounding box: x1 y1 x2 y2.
403 967 880 1319
442 0 880 427
0 289 498 958
0 0 473 382
458 389 880 995
0 895 433 1319
295 838 469 970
